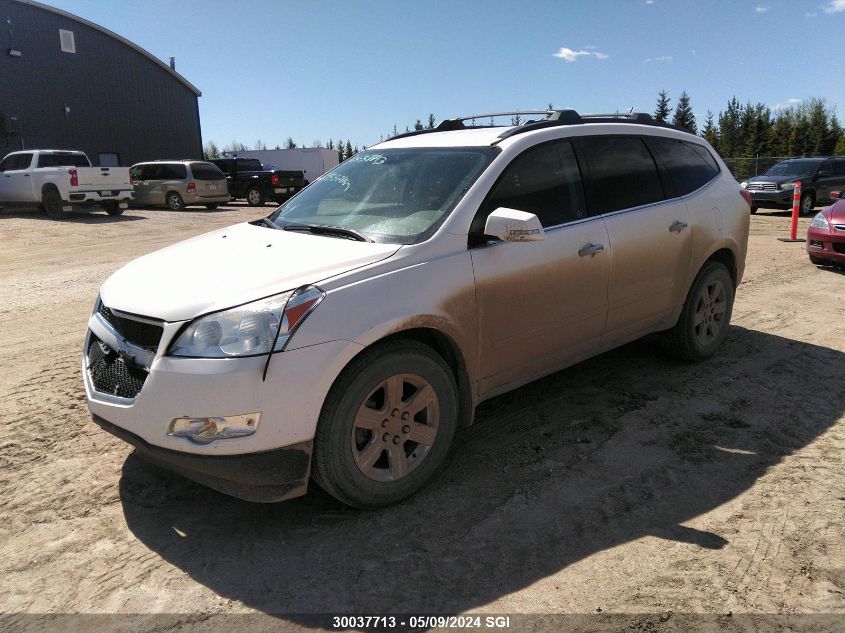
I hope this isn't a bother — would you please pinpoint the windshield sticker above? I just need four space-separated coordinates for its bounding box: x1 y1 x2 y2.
350 154 387 165
324 173 351 191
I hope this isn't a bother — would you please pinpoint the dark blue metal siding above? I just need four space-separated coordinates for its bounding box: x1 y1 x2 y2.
0 0 202 165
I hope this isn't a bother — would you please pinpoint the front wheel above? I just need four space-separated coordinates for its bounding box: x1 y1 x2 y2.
800 192 814 216
660 261 735 361
312 340 459 508
750 205 758 215
809 254 827 266
246 187 265 207
204 203 219 210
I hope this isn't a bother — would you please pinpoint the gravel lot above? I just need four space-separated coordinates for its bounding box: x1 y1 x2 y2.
1 202 843 631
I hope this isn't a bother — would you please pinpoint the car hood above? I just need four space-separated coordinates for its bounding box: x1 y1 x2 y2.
99 222 401 321
746 174 804 186
828 200 845 224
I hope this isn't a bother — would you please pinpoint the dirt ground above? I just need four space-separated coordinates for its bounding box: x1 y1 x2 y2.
1 202 843 632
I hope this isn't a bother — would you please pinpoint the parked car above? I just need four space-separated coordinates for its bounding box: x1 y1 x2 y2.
209 157 306 206
0 149 132 218
129 160 229 210
807 190 845 267
84 110 749 508
741 157 845 216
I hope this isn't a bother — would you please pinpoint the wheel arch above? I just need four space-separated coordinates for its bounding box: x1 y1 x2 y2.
705 247 738 288
332 327 475 428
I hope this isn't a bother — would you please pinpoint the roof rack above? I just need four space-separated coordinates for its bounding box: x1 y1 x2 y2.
384 109 688 144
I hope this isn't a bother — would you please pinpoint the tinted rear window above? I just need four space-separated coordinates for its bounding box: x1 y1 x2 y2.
835 160 845 176
236 159 262 172
579 136 665 214
190 163 225 180
650 138 719 196
38 153 90 168
142 163 187 180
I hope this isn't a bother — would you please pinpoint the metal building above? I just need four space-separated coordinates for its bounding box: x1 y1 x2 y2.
0 0 202 166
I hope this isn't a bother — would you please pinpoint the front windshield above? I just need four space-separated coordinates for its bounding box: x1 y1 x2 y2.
268 147 498 244
764 161 819 178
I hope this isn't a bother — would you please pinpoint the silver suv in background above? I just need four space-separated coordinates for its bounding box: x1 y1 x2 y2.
129 160 230 210
86 110 750 508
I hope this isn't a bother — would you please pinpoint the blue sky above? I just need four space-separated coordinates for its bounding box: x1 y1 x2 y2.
42 0 845 150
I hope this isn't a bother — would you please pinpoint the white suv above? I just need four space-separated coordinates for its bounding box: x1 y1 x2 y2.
84 110 750 508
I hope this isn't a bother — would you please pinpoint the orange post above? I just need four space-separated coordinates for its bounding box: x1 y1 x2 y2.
789 181 801 240
778 181 806 243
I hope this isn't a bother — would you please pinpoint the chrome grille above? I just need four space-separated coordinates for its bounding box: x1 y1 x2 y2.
746 183 778 191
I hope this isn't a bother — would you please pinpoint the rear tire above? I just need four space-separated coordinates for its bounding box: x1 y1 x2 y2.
800 192 814 216
103 201 124 216
750 206 758 215
246 187 265 207
42 187 66 219
660 261 735 361
809 255 827 266
166 192 185 210
204 203 219 210
312 340 459 509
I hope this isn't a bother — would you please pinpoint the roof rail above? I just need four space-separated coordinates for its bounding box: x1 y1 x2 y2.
384 109 689 143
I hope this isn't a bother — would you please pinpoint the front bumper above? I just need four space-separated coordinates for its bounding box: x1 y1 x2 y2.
92 413 311 502
807 225 845 263
748 189 793 209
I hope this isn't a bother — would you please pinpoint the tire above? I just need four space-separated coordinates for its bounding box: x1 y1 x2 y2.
103 201 124 216
809 255 827 266
166 192 185 210
42 187 66 219
36 203 46 214
800 192 814 216
750 206 758 215
312 340 459 509
204 203 219 210
660 261 735 362
246 187 265 207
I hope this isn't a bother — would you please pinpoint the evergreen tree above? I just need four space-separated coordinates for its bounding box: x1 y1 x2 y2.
327 139 334 150
511 112 522 126
654 90 671 122
202 141 220 159
701 111 718 147
414 120 424 131
671 91 697 134
717 97 742 158
836 135 845 155
337 140 345 162
427 113 436 129
345 140 354 159
285 137 297 149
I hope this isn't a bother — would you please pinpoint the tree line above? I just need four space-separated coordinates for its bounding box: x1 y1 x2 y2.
652 90 845 179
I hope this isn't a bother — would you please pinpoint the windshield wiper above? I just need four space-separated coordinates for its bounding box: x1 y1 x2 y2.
282 223 372 242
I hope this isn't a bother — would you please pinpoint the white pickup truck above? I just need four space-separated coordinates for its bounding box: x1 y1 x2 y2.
0 150 133 218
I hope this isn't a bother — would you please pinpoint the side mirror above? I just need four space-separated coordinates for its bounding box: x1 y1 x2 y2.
484 208 544 242
831 191 843 202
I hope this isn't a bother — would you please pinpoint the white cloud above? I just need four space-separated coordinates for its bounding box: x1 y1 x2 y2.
646 0 654 4
773 98 802 110
644 55 673 63
553 47 609 62
823 0 845 13
755 5 769 12
805 11 817 16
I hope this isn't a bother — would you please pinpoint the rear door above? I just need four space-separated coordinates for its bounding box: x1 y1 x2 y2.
470 139 610 396
130 165 149 204
189 162 227 197
578 135 691 347
0 153 35 202
814 160 837 203
833 159 845 201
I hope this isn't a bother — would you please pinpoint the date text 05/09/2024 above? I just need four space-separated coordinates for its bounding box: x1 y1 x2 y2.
332 615 511 629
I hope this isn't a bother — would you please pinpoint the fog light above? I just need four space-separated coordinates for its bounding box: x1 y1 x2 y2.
167 413 260 444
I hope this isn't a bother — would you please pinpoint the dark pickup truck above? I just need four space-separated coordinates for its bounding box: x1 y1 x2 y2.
210 158 307 206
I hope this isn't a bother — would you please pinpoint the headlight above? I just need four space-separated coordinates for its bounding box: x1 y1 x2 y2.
169 285 325 358
780 182 797 190
740 181 747 189
810 212 830 230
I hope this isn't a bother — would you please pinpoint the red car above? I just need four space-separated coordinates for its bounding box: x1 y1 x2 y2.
807 191 845 266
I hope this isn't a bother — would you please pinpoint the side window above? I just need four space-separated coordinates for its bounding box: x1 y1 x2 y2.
650 137 719 197
161 164 187 179
130 166 143 180
0 155 17 171
475 140 586 233
834 160 845 176
579 136 665 214
11 153 33 170
141 165 162 180
818 161 834 177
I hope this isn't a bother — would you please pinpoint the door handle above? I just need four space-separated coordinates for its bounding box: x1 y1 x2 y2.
578 243 605 257
669 220 688 232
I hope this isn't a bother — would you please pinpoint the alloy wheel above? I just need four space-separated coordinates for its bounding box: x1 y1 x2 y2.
693 279 727 345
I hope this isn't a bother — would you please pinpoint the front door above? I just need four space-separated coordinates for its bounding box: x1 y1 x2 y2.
469 139 610 397
0 153 34 202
